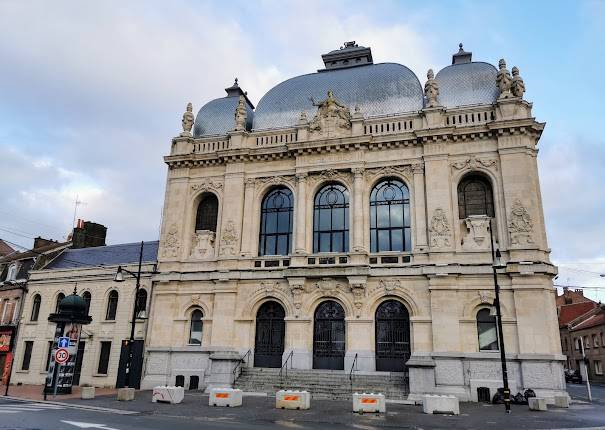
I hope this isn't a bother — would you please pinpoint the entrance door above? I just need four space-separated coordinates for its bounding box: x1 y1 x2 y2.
375 300 410 372
253 301 285 368
313 300 345 370
116 339 144 389
72 341 85 386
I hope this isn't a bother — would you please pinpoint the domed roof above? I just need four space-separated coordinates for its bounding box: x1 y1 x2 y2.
58 293 87 316
193 80 254 138
435 44 498 108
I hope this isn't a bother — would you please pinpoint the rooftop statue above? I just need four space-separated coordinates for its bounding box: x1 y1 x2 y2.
234 95 247 131
511 66 526 98
496 58 513 99
424 69 440 108
181 102 194 137
308 90 351 137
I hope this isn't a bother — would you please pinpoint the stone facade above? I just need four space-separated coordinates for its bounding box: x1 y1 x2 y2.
143 43 564 401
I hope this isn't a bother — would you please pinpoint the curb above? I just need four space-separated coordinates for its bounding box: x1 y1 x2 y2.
1 395 139 415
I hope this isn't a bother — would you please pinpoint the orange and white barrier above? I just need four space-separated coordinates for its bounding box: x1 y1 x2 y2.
209 387 243 407
152 386 184 404
275 390 311 410
352 393 386 413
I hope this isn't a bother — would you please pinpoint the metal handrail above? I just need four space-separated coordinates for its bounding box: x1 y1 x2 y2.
349 353 358 381
279 350 294 380
232 349 251 383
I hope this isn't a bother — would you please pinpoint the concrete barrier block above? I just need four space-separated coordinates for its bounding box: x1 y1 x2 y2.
352 393 386 413
117 387 135 401
529 397 547 411
209 387 243 407
554 395 569 408
80 387 95 400
276 390 311 410
422 394 459 415
152 386 184 404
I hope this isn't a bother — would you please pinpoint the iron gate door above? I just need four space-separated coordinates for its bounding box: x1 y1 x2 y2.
313 300 345 370
254 301 285 368
375 300 410 372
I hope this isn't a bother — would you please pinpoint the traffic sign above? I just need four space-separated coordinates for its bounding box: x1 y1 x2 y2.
58 337 70 348
55 348 70 364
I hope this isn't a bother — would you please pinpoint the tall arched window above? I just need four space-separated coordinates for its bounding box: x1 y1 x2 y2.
135 289 148 316
189 309 204 345
55 293 65 313
30 294 41 321
106 290 119 320
370 178 411 252
195 194 219 232
313 184 349 253
458 174 494 219
259 187 293 256
82 291 92 316
477 308 498 351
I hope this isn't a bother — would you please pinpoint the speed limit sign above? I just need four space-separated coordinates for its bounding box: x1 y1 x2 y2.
55 348 70 364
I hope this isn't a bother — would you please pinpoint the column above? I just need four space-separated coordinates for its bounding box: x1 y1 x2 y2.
240 179 256 256
294 173 308 254
412 162 428 251
352 167 366 252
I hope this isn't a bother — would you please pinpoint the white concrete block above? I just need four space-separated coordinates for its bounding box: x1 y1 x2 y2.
275 390 311 410
117 387 135 401
80 387 95 400
528 397 547 411
209 387 243 407
352 393 386 413
152 386 184 404
554 395 569 408
422 394 459 415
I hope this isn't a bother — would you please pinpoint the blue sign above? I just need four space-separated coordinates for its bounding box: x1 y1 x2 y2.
58 337 70 348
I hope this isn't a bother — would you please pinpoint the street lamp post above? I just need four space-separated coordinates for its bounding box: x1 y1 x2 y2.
113 241 149 389
489 219 511 413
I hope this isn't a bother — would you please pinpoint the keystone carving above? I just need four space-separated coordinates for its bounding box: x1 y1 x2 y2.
429 209 451 249
508 200 534 245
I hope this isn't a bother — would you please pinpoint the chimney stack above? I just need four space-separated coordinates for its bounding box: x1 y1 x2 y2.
71 220 107 249
33 237 58 249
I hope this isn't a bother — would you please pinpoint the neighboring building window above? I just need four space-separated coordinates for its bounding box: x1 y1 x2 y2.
575 338 580 350
0 299 9 324
259 187 293 256
313 184 349 253
7 264 18 281
45 341 53 371
595 361 603 375
585 336 590 349
458 174 494 219
82 291 92 316
593 334 599 347
189 309 203 345
195 194 219 232
106 290 118 320
55 293 65 313
477 308 498 351
31 295 41 322
21 341 34 370
370 178 411 252
135 289 148 316
97 341 112 374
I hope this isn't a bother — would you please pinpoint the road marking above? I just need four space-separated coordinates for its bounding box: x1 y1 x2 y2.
0 401 67 414
62 420 121 430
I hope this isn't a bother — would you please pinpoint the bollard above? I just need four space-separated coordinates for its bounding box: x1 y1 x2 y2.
117 388 135 401
275 390 311 410
352 393 386 413
554 395 569 408
209 387 243 407
152 386 184 404
422 395 460 415
528 397 547 411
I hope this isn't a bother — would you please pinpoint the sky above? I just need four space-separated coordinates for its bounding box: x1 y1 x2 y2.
1 1 604 300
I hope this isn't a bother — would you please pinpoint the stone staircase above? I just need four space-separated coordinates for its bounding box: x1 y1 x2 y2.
234 367 409 400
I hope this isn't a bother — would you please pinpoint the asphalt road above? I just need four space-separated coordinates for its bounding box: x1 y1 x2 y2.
566 381 605 403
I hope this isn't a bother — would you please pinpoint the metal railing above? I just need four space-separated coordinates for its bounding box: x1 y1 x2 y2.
279 350 294 380
349 353 358 381
232 349 251 384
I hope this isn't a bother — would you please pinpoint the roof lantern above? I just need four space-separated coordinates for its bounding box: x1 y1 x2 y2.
224 78 255 109
48 287 92 324
321 41 373 71
452 43 472 65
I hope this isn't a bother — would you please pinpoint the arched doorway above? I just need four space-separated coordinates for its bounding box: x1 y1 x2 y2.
253 301 285 368
313 300 346 370
375 300 410 372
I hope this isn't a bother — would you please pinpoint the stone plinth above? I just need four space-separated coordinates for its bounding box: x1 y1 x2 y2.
117 388 135 401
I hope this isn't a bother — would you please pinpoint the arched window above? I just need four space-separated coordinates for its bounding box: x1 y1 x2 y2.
106 290 118 320
370 178 411 252
30 294 41 321
55 293 65 313
477 308 498 351
82 291 91 316
195 194 219 232
458 174 494 219
313 184 349 253
189 309 203 345
135 289 148 317
259 187 293 256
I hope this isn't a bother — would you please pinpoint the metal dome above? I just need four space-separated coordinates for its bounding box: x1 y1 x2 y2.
435 60 498 108
252 63 424 131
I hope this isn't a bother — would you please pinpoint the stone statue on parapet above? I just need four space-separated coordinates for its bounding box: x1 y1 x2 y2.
424 69 440 108
234 95 247 131
496 58 513 99
511 66 525 98
180 102 194 137
309 90 351 133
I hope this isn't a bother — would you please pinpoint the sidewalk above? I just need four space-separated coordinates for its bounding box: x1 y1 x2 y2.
0 384 117 401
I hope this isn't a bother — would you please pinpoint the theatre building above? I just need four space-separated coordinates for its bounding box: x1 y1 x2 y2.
143 42 564 401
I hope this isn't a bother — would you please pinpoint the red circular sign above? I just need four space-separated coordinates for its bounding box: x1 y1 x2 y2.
55 348 69 364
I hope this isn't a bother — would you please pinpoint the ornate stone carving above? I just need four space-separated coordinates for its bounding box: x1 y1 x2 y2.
181 102 194 137
311 278 346 292
367 165 413 182
298 111 308 125
478 290 493 304
508 200 534 245
462 215 491 250
496 59 513 100
379 279 401 292
234 95 247 131
412 162 425 174
253 175 295 191
191 294 201 306
350 282 366 315
511 66 525 98
451 155 498 172
162 224 180 258
190 230 216 259
295 172 308 183
429 209 451 248
290 284 305 310
308 169 350 187
308 90 351 138
190 179 223 194
219 220 239 256
424 69 440 108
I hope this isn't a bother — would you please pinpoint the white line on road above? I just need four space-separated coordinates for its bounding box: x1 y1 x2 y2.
62 420 121 430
